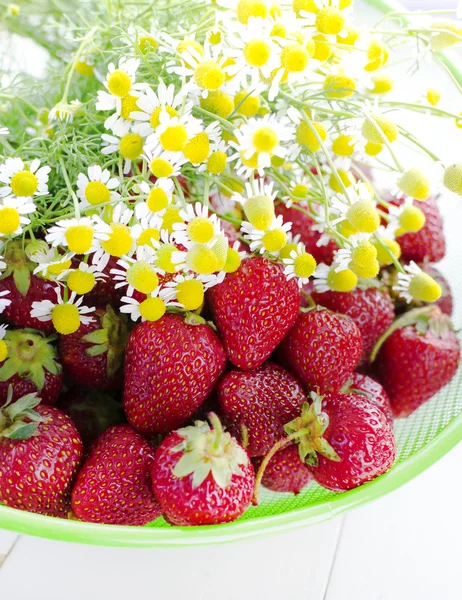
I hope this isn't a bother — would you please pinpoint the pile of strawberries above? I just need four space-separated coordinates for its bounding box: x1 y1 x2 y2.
0 194 459 527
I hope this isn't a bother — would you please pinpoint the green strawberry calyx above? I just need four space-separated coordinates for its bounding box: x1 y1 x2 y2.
82 305 129 378
0 329 61 391
0 388 47 440
0 240 36 296
171 412 249 490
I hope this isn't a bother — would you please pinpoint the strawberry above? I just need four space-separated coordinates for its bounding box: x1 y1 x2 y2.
57 388 125 448
342 372 393 423
123 313 226 434
312 286 395 362
278 307 363 393
151 414 254 526
0 329 63 406
396 197 446 263
275 203 338 265
71 424 161 525
253 445 312 494
0 241 56 333
0 391 82 516
207 256 300 370
373 306 460 417
58 305 128 391
217 361 307 457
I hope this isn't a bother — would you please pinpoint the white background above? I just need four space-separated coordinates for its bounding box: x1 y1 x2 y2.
1 1 461 599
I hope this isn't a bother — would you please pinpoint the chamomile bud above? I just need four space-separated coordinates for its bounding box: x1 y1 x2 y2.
200 91 234 119
443 163 462 196
364 141 383 156
373 238 401 265
324 74 356 99
398 204 426 233
394 261 442 303
346 200 380 234
397 168 431 201
327 267 358 292
176 279 205 311
332 134 356 157
362 114 399 144
370 74 394 94
296 120 327 152
234 91 261 118
312 35 333 62
316 8 344 36
329 169 354 194
236 0 269 24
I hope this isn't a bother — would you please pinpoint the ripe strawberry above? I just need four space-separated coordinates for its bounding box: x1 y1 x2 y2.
217 361 307 457
71 424 161 525
57 388 125 448
342 372 393 423
397 197 446 263
373 307 460 417
275 203 338 265
253 445 312 494
0 329 63 406
207 256 300 370
0 241 56 333
151 414 254 526
58 305 128 391
0 391 82 516
124 313 226 434
278 307 363 393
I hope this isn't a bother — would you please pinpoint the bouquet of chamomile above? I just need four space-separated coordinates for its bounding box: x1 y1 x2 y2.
0 0 460 528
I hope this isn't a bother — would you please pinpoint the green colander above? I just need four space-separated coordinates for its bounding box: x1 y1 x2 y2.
0 0 461 547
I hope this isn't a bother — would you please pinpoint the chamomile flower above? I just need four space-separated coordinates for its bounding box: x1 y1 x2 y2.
163 273 205 311
300 0 349 37
135 178 175 219
269 38 314 100
0 290 11 314
282 242 317 286
101 122 146 174
334 232 380 279
287 108 328 159
230 114 292 175
171 232 229 275
144 148 187 179
96 58 146 114
146 110 203 155
232 179 277 230
30 288 95 335
0 157 50 198
120 287 175 322
132 213 164 248
0 128 9 137
387 197 426 236
0 196 37 238
198 139 231 174
0 324 7 361
313 261 358 293
32 248 74 280
394 261 442 304
77 165 120 210
391 166 437 202
241 214 292 255
223 240 247 273
111 250 160 297
48 100 83 123
330 182 380 233
131 80 192 138
172 202 221 247
183 121 222 166
46 216 111 255
283 174 311 207
126 24 161 54
99 203 136 258
58 254 109 295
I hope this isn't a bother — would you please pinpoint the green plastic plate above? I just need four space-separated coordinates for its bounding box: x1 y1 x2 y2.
0 0 461 547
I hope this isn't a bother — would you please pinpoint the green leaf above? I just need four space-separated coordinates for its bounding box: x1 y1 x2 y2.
13 267 31 296
82 329 108 344
2 422 38 440
28 363 45 391
6 393 41 421
0 358 21 382
42 356 61 375
86 345 108 357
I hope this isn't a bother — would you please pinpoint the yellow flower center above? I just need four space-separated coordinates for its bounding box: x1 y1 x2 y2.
293 253 316 278
324 74 356 99
291 183 309 200
160 124 189 153
296 120 327 152
10 170 38 197
398 168 431 201
244 195 275 230
279 242 298 259
186 245 219 274
252 126 278 153
244 39 271 67
183 132 210 164
211 234 228 269
150 105 178 130
101 223 133 257
262 228 287 252
147 187 169 212
270 22 287 38
150 158 174 179
329 169 354 194
443 163 462 196
75 61 94 77
293 0 319 15
332 134 356 157
177 39 204 57
187 216 215 244
51 304 81 335
362 114 399 144
281 43 309 73
408 272 442 302
139 35 158 53
119 133 144 160
341 25 359 45
398 205 426 233
207 151 227 174
346 200 380 234
200 91 234 119
236 0 269 24
67 270 96 295
240 151 260 169
47 259 72 277
155 243 177 272
120 94 139 120
316 7 344 36
426 88 441 106
373 238 401 265
365 39 389 72
209 30 222 45
137 227 161 247
326 267 358 292
349 241 380 279
161 206 183 233
234 91 261 119
312 34 333 62
176 279 204 310
139 297 166 321
194 61 225 90
0 207 20 235
371 75 394 94
0 340 7 362
126 261 159 294
107 69 132 97
364 141 383 156
65 225 94 254
224 247 242 273
85 181 110 206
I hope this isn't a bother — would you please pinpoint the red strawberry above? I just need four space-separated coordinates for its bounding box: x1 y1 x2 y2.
58 305 128 391
0 241 56 333
373 307 460 417
312 287 395 362
124 313 226 434
0 391 82 516
217 361 307 457
57 388 125 448
343 372 393 422
278 307 363 393
151 414 254 526
208 256 300 370
253 445 312 494
0 329 63 406
275 203 338 265
397 197 446 263
71 424 161 525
